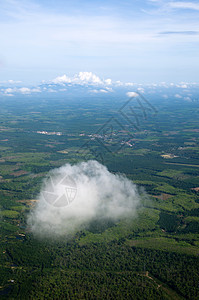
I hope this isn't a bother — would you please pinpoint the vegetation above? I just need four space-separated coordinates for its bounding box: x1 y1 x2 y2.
0 95 199 299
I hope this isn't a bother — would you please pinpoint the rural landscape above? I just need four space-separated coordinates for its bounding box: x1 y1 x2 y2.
0 86 199 299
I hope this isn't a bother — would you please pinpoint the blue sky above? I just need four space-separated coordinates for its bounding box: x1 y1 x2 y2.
0 0 199 84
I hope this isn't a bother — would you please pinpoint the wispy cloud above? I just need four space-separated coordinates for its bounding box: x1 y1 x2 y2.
0 79 22 84
169 1 199 11
159 30 199 35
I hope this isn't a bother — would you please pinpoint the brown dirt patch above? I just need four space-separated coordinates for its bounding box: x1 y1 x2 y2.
152 193 172 200
10 170 29 177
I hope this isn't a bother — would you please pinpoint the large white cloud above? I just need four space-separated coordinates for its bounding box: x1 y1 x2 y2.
27 160 141 238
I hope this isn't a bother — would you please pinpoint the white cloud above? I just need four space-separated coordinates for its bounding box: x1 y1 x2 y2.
180 84 188 89
52 72 103 86
169 2 199 11
4 87 15 94
175 94 182 98
3 86 41 95
137 87 145 93
115 81 123 86
48 88 57 93
125 82 135 87
18 87 31 94
77 72 102 84
27 160 141 237
175 83 189 88
91 89 108 93
98 89 108 93
5 93 14 97
184 96 192 101
105 87 113 92
7 79 21 84
0 79 22 84
105 78 112 85
31 87 41 93
52 74 72 84
51 72 113 86
126 92 139 98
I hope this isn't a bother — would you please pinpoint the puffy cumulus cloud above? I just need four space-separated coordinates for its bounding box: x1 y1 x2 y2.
176 83 189 89
52 74 72 84
180 84 188 89
126 92 139 98
19 87 42 94
18 87 31 94
4 88 15 94
1 73 138 94
2 86 41 95
78 72 102 84
105 78 112 85
27 160 141 238
51 72 111 86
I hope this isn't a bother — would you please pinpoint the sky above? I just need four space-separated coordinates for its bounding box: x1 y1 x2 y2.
0 0 199 84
